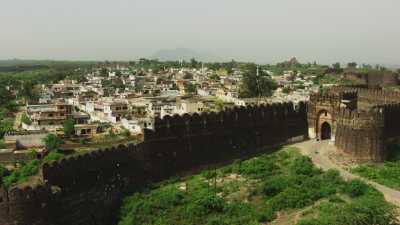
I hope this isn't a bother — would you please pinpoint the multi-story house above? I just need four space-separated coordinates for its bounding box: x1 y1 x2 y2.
23 101 73 131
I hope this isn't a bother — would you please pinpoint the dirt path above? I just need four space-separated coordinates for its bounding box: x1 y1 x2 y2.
13 111 23 130
292 140 400 207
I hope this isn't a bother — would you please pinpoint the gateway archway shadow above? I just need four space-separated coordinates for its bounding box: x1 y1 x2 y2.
321 122 331 140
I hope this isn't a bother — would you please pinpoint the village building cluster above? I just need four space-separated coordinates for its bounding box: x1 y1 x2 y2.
17 62 315 142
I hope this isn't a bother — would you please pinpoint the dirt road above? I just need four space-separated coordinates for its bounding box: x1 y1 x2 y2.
293 140 400 207
13 111 23 130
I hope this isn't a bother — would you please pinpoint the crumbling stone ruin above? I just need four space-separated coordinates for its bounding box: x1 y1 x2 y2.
308 86 400 162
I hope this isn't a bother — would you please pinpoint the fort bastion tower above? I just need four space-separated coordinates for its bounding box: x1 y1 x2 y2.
308 86 400 162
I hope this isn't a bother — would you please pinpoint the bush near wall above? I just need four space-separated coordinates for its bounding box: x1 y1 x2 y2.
118 147 398 225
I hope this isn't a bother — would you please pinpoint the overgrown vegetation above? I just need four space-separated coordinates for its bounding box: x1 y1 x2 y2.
239 64 277 98
42 151 65 164
1 160 39 188
43 133 64 151
0 150 68 188
21 113 32 125
0 118 14 138
352 162 400 190
63 118 75 137
118 147 398 225
351 143 400 190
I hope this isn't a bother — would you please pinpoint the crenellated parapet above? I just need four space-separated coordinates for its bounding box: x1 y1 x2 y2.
335 107 386 162
336 108 384 129
309 86 400 161
0 102 309 225
330 86 400 110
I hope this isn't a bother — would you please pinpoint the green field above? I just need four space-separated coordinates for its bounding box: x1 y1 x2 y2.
118 147 398 225
352 161 400 190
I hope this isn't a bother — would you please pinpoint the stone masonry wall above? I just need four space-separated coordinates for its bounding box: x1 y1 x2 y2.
335 108 385 161
0 102 308 225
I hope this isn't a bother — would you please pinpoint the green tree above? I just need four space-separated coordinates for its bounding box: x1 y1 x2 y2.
190 58 199 68
347 62 357 68
100 68 108 77
0 86 12 107
214 99 225 112
121 129 131 138
185 82 197 93
63 118 75 137
282 87 291 94
239 64 277 98
332 62 341 70
19 81 40 102
331 62 343 73
0 119 14 138
21 113 32 125
209 74 220 81
43 134 64 151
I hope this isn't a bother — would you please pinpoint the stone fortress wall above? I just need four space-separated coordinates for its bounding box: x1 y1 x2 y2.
0 102 308 225
308 86 400 162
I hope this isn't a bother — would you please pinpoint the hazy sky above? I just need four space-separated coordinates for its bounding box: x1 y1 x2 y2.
1 0 399 64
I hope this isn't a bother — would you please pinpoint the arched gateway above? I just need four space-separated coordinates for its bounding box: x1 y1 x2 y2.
320 122 332 140
315 110 335 141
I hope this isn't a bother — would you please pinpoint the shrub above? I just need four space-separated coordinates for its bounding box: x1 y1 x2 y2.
351 162 400 190
297 195 399 225
121 129 131 138
342 195 399 225
328 195 345 203
297 219 324 225
262 175 290 197
63 119 75 137
43 133 64 151
43 151 65 163
257 205 276 222
2 160 39 188
193 191 225 215
206 216 230 225
201 170 215 179
342 180 369 198
79 138 89 145
0 118 14 138
21 113 32 125
0 140 6 149
118 146 398 225
239 157 279 178
223 202 259 221
289 156 317 176
322 169 343 185
106 130 118 139
269 187 313 210
0 165 10 185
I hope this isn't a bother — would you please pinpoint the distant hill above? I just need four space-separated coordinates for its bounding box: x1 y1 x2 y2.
151 48 220 62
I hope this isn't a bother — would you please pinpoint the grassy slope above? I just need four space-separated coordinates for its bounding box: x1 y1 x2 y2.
118 146 399 225
352 161 400 190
